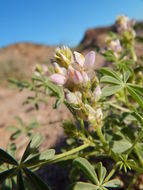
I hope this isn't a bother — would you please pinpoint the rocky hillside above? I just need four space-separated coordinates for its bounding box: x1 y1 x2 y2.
0 43 55 85
80 21 143 50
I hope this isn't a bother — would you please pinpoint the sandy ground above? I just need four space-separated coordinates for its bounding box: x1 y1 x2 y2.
0 87 72 157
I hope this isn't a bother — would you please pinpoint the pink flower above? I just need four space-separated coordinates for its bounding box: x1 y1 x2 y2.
84 51 96 70
50 73 66 85
81 71 89 83
68 66 83 84
109 39 122 53
73 70 83 84
74 51 96 70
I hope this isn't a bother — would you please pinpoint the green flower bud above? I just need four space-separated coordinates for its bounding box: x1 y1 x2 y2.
54 46 73 68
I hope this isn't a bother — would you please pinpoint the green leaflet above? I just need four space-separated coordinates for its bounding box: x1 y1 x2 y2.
131 112 143 126
100 76 122 85
21 134 43 162
23 168 50 190
101 85 123 97
23 149 55 167
100 68 122 81
73 157 99 185
111 139 132 153
127 85 143 109
0 168 17 184
0 149 18 166
127 83 143 96
68 182 99 190
97 162 107 184
103 179 121 188
17 170 25 190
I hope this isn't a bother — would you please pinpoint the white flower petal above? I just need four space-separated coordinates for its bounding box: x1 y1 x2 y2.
74 51 85 67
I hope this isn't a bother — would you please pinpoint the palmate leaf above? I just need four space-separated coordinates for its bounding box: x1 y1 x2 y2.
23 168 50 190
68 182 99 190
0 149 18 166
101 85 123 97
73 157 99 185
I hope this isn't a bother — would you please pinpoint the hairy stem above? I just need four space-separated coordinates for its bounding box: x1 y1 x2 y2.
29 143 90 169
95 124 118 161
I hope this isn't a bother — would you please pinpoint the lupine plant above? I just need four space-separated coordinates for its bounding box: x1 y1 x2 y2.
1 15 143 190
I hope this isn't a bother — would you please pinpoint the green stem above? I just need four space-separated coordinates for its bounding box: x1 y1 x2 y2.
96 124 118 161
126 172 139 190
124 87 129 107
80 119 86 135
134 148 143 167
29 143 90 169
127 130 143 155
105 101 130 113
130 46 137 63
96 125 108 150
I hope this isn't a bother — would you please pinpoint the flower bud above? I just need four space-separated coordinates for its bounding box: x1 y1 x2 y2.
65 91 79 104
74 51 85 67
116 15 130 32
54 46 73 68
81 71 89 83
50 73 66 85
109 39 122 53
53 62 67 76
84 51 96 70
96 108 103 120
85 104 96 121
94 86 102 101
68 66 83 84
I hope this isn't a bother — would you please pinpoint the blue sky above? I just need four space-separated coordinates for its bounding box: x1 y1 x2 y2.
0 0 143 47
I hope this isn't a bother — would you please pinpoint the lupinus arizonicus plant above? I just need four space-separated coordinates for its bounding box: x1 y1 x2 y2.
1 15 143 190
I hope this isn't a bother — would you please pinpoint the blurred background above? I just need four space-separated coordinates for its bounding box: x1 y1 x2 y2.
0 1 143 189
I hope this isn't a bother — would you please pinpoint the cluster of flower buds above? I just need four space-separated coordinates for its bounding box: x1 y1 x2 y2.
49 46 103 124
116 15 136 34
116 15 136 45
106 15 136 60
50 46 95 86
